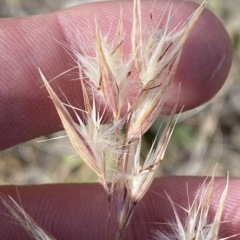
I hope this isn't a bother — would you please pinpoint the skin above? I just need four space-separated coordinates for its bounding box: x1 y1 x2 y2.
0 1 239 239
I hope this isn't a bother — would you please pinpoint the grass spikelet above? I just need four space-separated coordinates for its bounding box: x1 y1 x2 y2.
127 0 210 143
40 69 124 194
1 196 55 240
152 175 239 240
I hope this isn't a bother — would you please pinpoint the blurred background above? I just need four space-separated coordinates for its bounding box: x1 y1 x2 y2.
0 0 239 185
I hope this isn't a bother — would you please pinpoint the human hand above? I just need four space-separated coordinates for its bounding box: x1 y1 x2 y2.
0 1 238 240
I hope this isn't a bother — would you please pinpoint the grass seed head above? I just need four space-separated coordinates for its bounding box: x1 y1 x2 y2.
40 0 211 239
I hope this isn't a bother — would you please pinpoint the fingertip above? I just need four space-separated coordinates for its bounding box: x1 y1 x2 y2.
0 0 232 148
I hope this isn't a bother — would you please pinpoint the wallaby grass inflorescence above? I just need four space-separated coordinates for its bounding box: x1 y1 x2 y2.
1 0 236 239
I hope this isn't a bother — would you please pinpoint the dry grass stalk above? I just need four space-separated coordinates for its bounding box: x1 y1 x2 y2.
2 0 213 239
152 175 239 240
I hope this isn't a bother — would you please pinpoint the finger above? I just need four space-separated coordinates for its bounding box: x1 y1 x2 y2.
0 1 232 150
0 177 239 240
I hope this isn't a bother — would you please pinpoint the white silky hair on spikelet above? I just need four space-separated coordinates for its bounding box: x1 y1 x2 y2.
152 175 239 240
